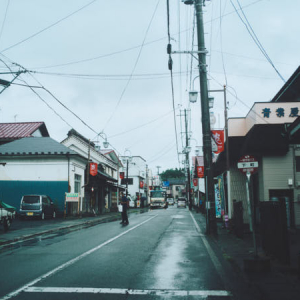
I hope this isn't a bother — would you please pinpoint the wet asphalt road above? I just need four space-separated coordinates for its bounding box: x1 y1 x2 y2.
0 207 256 300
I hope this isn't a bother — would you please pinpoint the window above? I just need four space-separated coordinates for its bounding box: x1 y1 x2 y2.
75 174 81 193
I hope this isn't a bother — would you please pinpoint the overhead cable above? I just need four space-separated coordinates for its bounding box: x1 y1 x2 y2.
167 0 180 167
101 0 161 132
0 0 98 53
230 0 285 83
0 0 10 47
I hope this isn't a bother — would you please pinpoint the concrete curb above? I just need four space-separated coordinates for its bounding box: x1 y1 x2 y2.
0 213 121 247
0 208 149 247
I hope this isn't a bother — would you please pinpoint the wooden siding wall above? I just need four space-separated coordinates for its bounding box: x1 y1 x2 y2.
262 148 294 201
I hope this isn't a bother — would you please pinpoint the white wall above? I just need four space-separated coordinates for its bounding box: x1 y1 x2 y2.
0 157 69 181
0 156 86 198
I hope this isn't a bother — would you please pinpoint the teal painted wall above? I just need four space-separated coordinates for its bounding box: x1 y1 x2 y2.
0 181 68 214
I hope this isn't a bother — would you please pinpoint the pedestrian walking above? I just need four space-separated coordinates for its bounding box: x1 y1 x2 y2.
119 192 129 225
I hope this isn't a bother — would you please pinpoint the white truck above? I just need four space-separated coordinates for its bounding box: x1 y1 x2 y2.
150 190 167 209
0 201 16 232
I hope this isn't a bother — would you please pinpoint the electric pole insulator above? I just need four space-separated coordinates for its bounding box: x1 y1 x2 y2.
168 57 173 71
167 44 172 54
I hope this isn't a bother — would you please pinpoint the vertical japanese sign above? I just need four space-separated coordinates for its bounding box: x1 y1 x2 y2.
90 163 98 176
214 183 222 218
120 172 125 179
197 166 204 178
217 174 225 216
211 130 224 154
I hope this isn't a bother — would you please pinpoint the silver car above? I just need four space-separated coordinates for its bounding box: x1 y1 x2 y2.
19 195 56 219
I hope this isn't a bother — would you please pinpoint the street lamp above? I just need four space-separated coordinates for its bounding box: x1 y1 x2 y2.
189 78 215 109
97 132 109 149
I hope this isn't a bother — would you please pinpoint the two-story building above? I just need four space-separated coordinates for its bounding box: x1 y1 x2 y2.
61 129 122 214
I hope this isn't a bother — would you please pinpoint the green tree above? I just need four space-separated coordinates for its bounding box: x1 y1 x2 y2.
160 168 185 181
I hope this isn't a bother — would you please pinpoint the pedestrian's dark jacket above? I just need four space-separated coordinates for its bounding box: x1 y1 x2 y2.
121 195 129 211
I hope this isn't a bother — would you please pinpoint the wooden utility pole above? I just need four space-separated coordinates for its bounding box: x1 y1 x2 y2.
194 0 217 234
184 109 192 210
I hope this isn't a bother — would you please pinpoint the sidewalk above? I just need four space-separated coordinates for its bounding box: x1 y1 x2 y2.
192 211 300 300
0 208 147 247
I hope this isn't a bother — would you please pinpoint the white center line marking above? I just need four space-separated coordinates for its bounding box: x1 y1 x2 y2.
0 215 157 300
24 286 232 297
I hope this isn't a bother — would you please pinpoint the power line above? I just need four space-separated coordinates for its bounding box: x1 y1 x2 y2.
0 0 98 53
230 0 285 83
101 0 161 132
0 0 10 47
25 0 264 71
219 0 228 86
167 0 180 167
29 70 188 80
108 109 175 139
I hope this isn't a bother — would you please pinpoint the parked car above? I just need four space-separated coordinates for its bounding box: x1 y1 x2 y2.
0 200 16 231
167 197 175 205
177 197 187 208
19 195 56 219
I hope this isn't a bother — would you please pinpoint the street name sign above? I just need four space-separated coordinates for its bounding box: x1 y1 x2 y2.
237 155 258 175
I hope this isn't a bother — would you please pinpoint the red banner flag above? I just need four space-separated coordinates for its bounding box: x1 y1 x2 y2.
120 172 125 179
140 181 144 189
197 166 204 178
90 163 98 176
193 179 198 186
211 130 224 154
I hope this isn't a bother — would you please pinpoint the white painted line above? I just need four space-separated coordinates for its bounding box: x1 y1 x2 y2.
189 212 225 280
24 286 231 297
0 215 157 300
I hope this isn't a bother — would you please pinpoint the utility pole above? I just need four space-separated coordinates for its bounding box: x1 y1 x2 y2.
184 109 192 210
156 166 161 175
126 159 129 197
145 164 148 205
194 0 217 235
224 85 230 216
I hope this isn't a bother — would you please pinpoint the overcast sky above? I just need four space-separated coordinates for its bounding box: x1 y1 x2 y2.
0 0 299 174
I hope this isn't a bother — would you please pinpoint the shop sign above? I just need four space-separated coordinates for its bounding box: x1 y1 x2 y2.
211 130 224 154
197 166 204 178
90 163 98 176
66 193 79 202
262 107 299 118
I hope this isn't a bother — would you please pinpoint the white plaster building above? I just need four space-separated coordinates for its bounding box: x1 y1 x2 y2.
61 129 122 213
0 137 86 214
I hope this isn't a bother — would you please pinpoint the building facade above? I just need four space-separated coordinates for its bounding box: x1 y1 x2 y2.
61 129 121 214
0 137 86 214
214 66 300 227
